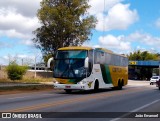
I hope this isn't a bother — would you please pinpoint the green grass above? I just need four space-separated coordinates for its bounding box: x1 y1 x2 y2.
0 78 13 83
0 85 53 90
0 77 53 84
0 77 54 94
0 67 54 93
0 85 53 93
16 78 53 84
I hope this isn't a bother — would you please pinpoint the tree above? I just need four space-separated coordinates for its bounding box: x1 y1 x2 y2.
128 50 159 80
43 54 54 70
43 54 53 66
33 0 97 56
127 50 158 60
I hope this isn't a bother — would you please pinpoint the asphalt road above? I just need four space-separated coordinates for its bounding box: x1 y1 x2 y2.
0 81 160 121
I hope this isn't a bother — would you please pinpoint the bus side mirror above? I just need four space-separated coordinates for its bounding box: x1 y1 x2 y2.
85 57 89 68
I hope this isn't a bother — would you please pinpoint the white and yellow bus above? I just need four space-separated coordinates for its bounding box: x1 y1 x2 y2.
53 46 128 93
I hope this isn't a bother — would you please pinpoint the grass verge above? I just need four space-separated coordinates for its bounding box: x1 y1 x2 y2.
0 78 53 83
0 85 53 95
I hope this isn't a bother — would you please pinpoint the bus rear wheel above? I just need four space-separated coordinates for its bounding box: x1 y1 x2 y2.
118 80 123 90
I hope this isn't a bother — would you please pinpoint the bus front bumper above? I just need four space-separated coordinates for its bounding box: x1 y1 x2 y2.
53 83 88 90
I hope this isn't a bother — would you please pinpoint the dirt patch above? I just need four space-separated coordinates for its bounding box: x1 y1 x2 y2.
0 67 7 80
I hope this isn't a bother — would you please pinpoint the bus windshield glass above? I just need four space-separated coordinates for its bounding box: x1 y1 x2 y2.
54 50 88 78
56 50 87 59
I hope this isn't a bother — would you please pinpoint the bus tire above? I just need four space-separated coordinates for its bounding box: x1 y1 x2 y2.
121 79 124 86
159 87 160 90
65 89 72 94
118 80 122 90
94 80 99 92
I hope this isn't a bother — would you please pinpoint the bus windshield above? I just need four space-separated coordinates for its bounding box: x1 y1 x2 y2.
56 50 87 59
54 50 88 78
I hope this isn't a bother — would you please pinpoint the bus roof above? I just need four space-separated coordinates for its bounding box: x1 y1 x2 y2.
95 48 113 53
58 46 93 51
58 46 127 57
95 48 127 57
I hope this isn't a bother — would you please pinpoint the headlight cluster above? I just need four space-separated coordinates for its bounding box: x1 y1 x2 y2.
77 81 86 84
54 81 59 84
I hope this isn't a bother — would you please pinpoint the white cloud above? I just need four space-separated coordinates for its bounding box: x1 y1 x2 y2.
0 29 35 47
0 9 40 34
119 41 131 50
82 41 100 48
96 3 138 31
155 18 160 29
0 55 10 65
128 31 160 46
0 29 30 39
0 0 41 17
95 31 160 54
88 0 122 15
21 39 34 46
0 0 41 47
98 34 131 53
99 35 119 46
88 0 138 31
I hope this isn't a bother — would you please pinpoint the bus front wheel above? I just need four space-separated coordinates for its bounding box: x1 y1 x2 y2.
94 80 99 92
65 89 72 94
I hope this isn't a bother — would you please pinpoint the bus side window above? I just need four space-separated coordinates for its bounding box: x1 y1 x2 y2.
88 50 93 63
105 53 111 65
88 50 93 72
95 51 100 64
100 52 105 64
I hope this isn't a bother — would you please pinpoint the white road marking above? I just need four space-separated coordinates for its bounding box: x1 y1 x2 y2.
111 99 160 121
131 99 160 112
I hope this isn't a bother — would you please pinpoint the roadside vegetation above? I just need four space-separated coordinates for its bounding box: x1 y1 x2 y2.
0 75 53 95
0 63 53 94
127 50 159 60
6 61 28 80
0 85 53 95
0 78 53 84
0 61 53 83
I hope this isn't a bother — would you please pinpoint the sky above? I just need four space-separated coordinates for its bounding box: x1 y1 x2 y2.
0 0 160 65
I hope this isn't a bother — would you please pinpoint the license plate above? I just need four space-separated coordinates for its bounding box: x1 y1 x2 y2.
65 86 71 88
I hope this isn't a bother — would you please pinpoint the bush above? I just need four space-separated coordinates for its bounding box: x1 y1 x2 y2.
6 62 28 80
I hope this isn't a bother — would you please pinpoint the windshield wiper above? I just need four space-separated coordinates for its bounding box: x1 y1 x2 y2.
61 62 77 78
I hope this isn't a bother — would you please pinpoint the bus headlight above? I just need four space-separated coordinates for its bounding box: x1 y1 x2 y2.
54 81 59 84
77 81 86 84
